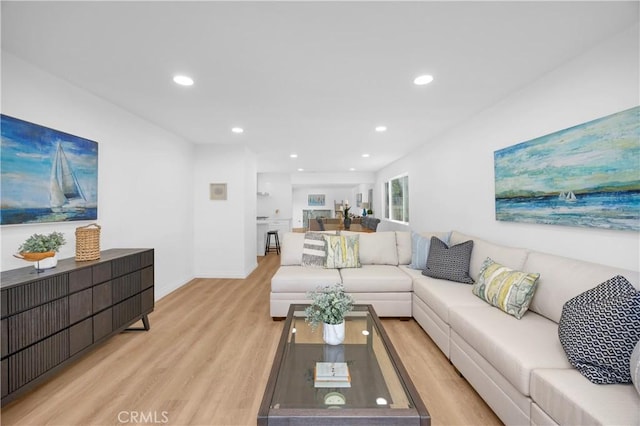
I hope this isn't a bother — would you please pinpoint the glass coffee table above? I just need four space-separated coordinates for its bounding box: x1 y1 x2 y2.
258 304 430 425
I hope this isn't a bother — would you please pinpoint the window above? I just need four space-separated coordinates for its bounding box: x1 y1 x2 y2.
384 174 409 223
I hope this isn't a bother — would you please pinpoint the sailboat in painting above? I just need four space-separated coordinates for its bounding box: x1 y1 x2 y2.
558 191 577 202
50 142 86 212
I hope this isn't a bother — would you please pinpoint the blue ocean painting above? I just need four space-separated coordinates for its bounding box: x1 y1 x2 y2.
1 115 98 225
494 106 640 231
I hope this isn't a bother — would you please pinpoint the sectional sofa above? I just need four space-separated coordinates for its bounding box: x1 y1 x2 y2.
270 230 640 425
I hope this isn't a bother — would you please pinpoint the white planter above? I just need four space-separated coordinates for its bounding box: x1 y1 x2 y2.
323 321 345 345
35 254 58 270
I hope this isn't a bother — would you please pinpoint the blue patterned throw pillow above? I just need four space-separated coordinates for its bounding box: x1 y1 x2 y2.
422 237 474 284
558 275 640 384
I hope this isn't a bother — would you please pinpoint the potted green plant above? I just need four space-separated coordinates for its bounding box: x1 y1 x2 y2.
305 283 355 345
15 231 66 269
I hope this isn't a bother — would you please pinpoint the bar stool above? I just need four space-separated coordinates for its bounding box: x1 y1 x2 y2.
265 230 280 255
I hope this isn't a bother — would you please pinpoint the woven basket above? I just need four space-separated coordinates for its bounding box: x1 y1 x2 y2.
76 223 101 261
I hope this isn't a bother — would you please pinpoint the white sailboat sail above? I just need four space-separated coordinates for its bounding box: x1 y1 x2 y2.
558 192 566 200
50 142 86 212
566 191 577 202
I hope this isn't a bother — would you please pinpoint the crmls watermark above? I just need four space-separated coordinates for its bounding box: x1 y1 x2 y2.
117 411 169 424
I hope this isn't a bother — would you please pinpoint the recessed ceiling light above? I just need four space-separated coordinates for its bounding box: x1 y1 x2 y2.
290 154 298 158
349 168 356 171
375 126 387 132
231 127 244 134
362 153 370 158
297 168 304 172
413 74 434 86
173 75 194 86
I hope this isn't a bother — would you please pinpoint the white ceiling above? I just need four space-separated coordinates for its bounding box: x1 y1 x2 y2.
2 1 638 173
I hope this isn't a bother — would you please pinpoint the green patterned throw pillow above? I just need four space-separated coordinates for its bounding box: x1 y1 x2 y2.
473 257 540 319
323 235 361 269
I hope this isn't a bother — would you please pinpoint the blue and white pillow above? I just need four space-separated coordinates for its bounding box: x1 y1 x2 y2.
558 275 640 384
410 231 450 270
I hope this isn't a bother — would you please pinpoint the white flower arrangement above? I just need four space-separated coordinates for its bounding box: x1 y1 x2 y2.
304 283 355 330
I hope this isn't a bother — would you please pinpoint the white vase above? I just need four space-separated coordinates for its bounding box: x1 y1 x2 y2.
35 254 57 270
323 321 345 345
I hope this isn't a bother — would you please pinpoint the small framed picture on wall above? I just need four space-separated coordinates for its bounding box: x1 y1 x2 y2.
308 194 325 206
210 183 227 200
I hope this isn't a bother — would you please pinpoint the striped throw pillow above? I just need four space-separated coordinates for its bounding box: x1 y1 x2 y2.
301 232 327 267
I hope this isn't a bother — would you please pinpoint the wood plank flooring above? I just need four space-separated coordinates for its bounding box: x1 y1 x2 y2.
1 254 501 426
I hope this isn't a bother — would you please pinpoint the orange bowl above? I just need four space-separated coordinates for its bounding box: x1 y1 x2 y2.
14 251 56 262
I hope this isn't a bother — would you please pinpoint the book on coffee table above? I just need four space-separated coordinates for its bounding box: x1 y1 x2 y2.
314 362 351 388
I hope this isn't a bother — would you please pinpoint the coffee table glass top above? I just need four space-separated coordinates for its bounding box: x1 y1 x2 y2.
259 304 430 425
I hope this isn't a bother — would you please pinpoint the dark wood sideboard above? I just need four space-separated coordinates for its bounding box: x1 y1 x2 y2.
0 248 154 406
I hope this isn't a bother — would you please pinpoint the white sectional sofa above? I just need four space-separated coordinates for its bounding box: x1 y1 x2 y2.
270 230 640 425
271 231 418 317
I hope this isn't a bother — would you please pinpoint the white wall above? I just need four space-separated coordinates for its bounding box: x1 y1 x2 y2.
192 144 257 278
257 173 292 220
376 24 640 271
1 52 195 299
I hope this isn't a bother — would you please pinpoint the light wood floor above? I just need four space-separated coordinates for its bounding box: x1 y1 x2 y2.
1 255 501 426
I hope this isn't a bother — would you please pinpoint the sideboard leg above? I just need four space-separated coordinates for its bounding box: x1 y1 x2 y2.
126 314 151 331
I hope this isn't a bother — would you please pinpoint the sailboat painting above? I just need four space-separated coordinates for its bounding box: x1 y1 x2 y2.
1 115 98 225
494 106 639 231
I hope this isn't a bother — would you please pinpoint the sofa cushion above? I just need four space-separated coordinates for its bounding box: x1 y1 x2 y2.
340 265 412 292
341 231 398 265
449 306 572 395
558 275 640 384
531 368 640 426
395 231 412 265
449 231 529 279
409 269 486 324
301 232 327 267
423 237 474 284
524 250 640 323
472 257 540 319
324 234 361 268
280 232 306 265
271 265 342 292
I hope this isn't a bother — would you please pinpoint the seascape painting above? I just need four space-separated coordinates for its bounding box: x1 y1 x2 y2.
494 106 639 231
1 115 98 225
308 194 325 206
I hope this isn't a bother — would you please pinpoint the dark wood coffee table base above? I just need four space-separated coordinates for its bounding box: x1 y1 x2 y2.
258 304 430 425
